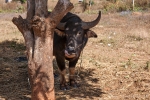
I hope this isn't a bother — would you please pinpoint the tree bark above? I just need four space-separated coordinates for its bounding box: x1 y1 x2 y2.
12 0 73 100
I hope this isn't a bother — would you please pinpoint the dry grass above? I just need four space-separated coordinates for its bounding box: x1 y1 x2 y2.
0 11 150 100
0 0 150 13
0 1 26 13
76 12 150 100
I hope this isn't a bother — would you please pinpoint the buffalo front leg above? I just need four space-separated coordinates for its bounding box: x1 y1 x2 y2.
59 69 70 90
56 57 69 90
69 60 80 88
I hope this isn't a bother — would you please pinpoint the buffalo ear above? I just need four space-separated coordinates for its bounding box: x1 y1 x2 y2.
86 30 97 38
54 29 65 36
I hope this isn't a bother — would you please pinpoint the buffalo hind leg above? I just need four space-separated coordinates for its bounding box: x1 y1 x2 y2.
56 57 69 90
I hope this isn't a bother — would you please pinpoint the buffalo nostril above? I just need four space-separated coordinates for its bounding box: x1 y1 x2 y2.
68 46 75 51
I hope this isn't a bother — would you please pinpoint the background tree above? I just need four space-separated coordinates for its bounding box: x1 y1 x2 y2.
12 0 73 99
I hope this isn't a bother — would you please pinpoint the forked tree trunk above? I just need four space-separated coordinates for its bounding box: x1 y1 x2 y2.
12 0 73 100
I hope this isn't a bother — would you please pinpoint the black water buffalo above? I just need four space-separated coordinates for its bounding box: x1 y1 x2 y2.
53 11 101 90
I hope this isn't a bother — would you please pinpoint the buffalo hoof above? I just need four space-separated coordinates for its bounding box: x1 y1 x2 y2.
60 84 70 90
70 80 80 88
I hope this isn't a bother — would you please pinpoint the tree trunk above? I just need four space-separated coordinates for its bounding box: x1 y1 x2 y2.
12 0 73 100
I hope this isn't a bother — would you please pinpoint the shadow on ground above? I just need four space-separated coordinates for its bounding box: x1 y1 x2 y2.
55 67 104 100
0 40 103 100
0 40 30 100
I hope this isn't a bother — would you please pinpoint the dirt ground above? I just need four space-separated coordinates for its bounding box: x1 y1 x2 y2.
0 10 150 100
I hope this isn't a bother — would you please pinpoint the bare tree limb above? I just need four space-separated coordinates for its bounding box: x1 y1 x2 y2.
49 0 74 26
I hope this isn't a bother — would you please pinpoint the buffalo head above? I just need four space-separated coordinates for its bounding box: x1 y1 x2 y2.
57 11 101 59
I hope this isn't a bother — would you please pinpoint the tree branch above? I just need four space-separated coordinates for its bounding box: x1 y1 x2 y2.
35 0 48 17
12 16 34 60
27 0 35 21
49 0 74 26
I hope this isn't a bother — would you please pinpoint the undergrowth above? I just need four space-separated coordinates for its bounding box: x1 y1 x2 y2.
0 0 150 13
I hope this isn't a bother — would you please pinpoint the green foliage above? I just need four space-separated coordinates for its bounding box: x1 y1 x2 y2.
102 0 150 12
98 38 115 47
12 0 26 3
20 0 26 3
133 7 143 11
89 0 94 5
106 0 117 3
16 5 25 13
0 9 3 13
104 3 116 12
127 35 143 41
116 1 130 11
145 61 150 70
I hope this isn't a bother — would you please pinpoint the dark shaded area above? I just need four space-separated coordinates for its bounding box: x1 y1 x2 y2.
55 68 104 99
0 40 104 100
14 57 27 62
0 40 30 100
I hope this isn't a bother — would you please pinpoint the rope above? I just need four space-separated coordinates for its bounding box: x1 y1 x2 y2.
76 36 86 77
77 49 83 77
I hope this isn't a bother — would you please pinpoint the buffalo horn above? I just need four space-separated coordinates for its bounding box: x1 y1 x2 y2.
56 22 66 30
81 11 101 29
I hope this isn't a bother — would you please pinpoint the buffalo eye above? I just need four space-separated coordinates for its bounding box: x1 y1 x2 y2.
77 31 82 35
